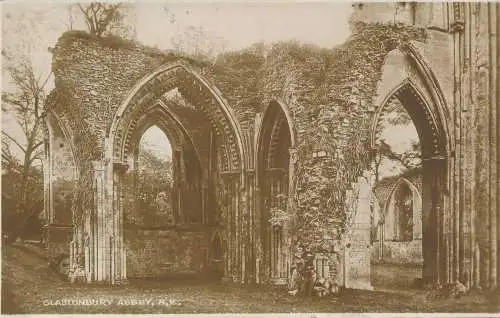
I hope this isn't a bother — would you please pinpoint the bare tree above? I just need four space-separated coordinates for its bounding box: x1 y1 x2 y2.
77 2 127 38
2 53 51 244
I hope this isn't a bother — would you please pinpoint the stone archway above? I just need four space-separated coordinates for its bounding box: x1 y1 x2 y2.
374 177 423 265
256 99 296 284
123 105 203 277
43 111 79 260
369 47 451 285
84 61 248 283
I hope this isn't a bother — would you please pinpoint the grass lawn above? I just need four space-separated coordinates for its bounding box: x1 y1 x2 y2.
2 244 499 314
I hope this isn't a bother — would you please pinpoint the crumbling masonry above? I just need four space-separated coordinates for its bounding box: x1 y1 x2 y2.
43 3 499 290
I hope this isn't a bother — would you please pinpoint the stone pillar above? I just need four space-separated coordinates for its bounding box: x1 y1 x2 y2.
284 147 298 281
43 138 52 224
245 170 256 283
421 158 440 284
254 182 263 284
239 175 248 284
111 161 128 284
80 158 128 284
221 174 232 282
92 160 107 282
343 171 373 290
413 190 423 240
233 174 241 282
487 2 498 290
474 3 492 289
221 173 242 283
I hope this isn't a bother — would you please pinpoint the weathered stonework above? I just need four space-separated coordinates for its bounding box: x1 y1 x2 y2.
372 173 423 265
43 3 499 290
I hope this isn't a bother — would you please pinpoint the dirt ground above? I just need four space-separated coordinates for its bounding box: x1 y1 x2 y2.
2 244 499 314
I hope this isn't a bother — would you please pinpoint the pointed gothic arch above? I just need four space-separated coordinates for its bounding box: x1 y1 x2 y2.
370 44 453 157
256 99 296 284
107 61 246 172
369 46 451 284
44 111 78 225
95 60 249 282
380 177 423 242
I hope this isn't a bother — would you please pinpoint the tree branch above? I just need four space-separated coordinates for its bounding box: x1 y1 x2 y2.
2 131 26 154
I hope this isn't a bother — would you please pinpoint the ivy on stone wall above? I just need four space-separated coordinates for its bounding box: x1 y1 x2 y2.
46 77 99 267
48 21 427 259
262 22 428 254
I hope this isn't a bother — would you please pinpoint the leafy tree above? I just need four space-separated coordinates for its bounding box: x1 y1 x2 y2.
2 159 43 241
372 97 421 184
136 142 173 225
373 138 421 183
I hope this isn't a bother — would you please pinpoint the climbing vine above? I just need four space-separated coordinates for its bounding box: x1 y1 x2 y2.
273 22 428 256
47 21 428 279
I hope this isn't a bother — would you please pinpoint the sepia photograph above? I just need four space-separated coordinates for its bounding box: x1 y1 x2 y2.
1 1 499 316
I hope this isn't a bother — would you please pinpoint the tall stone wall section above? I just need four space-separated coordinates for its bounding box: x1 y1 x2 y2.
46 23 429 283
451 3 499 290
45 3 500 289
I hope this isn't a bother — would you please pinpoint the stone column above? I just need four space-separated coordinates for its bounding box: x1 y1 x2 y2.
233 173 241 282
43 138 52 224
221 173 242 283
254 182 263 284
245 170 256 283
239 174 248 284
112 161 129 284
474 3 492 289
343 171 374 290
421 158 439 284
92 160 107 282
281 147 298 285
487 2 498 290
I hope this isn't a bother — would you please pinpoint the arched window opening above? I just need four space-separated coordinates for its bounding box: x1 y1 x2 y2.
373 97 422 183
136 125 174 227
395 182 413 242
372 92 423 271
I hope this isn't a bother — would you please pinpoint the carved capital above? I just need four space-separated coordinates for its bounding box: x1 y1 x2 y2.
113 161 129 173
450 20 465 33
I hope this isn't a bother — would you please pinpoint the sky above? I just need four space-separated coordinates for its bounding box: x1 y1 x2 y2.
2 2 354 80
2 1 353 161
379 123 420 179
141 126 172 160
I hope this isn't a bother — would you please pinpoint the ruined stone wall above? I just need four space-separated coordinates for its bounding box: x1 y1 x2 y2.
125 229 209 277
48 32 172 157
452 2 499 289
42 113 77 258
46 22 429 280
47 114 77 225
372 240 423 265
352 2 500 289
46 4 499 287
